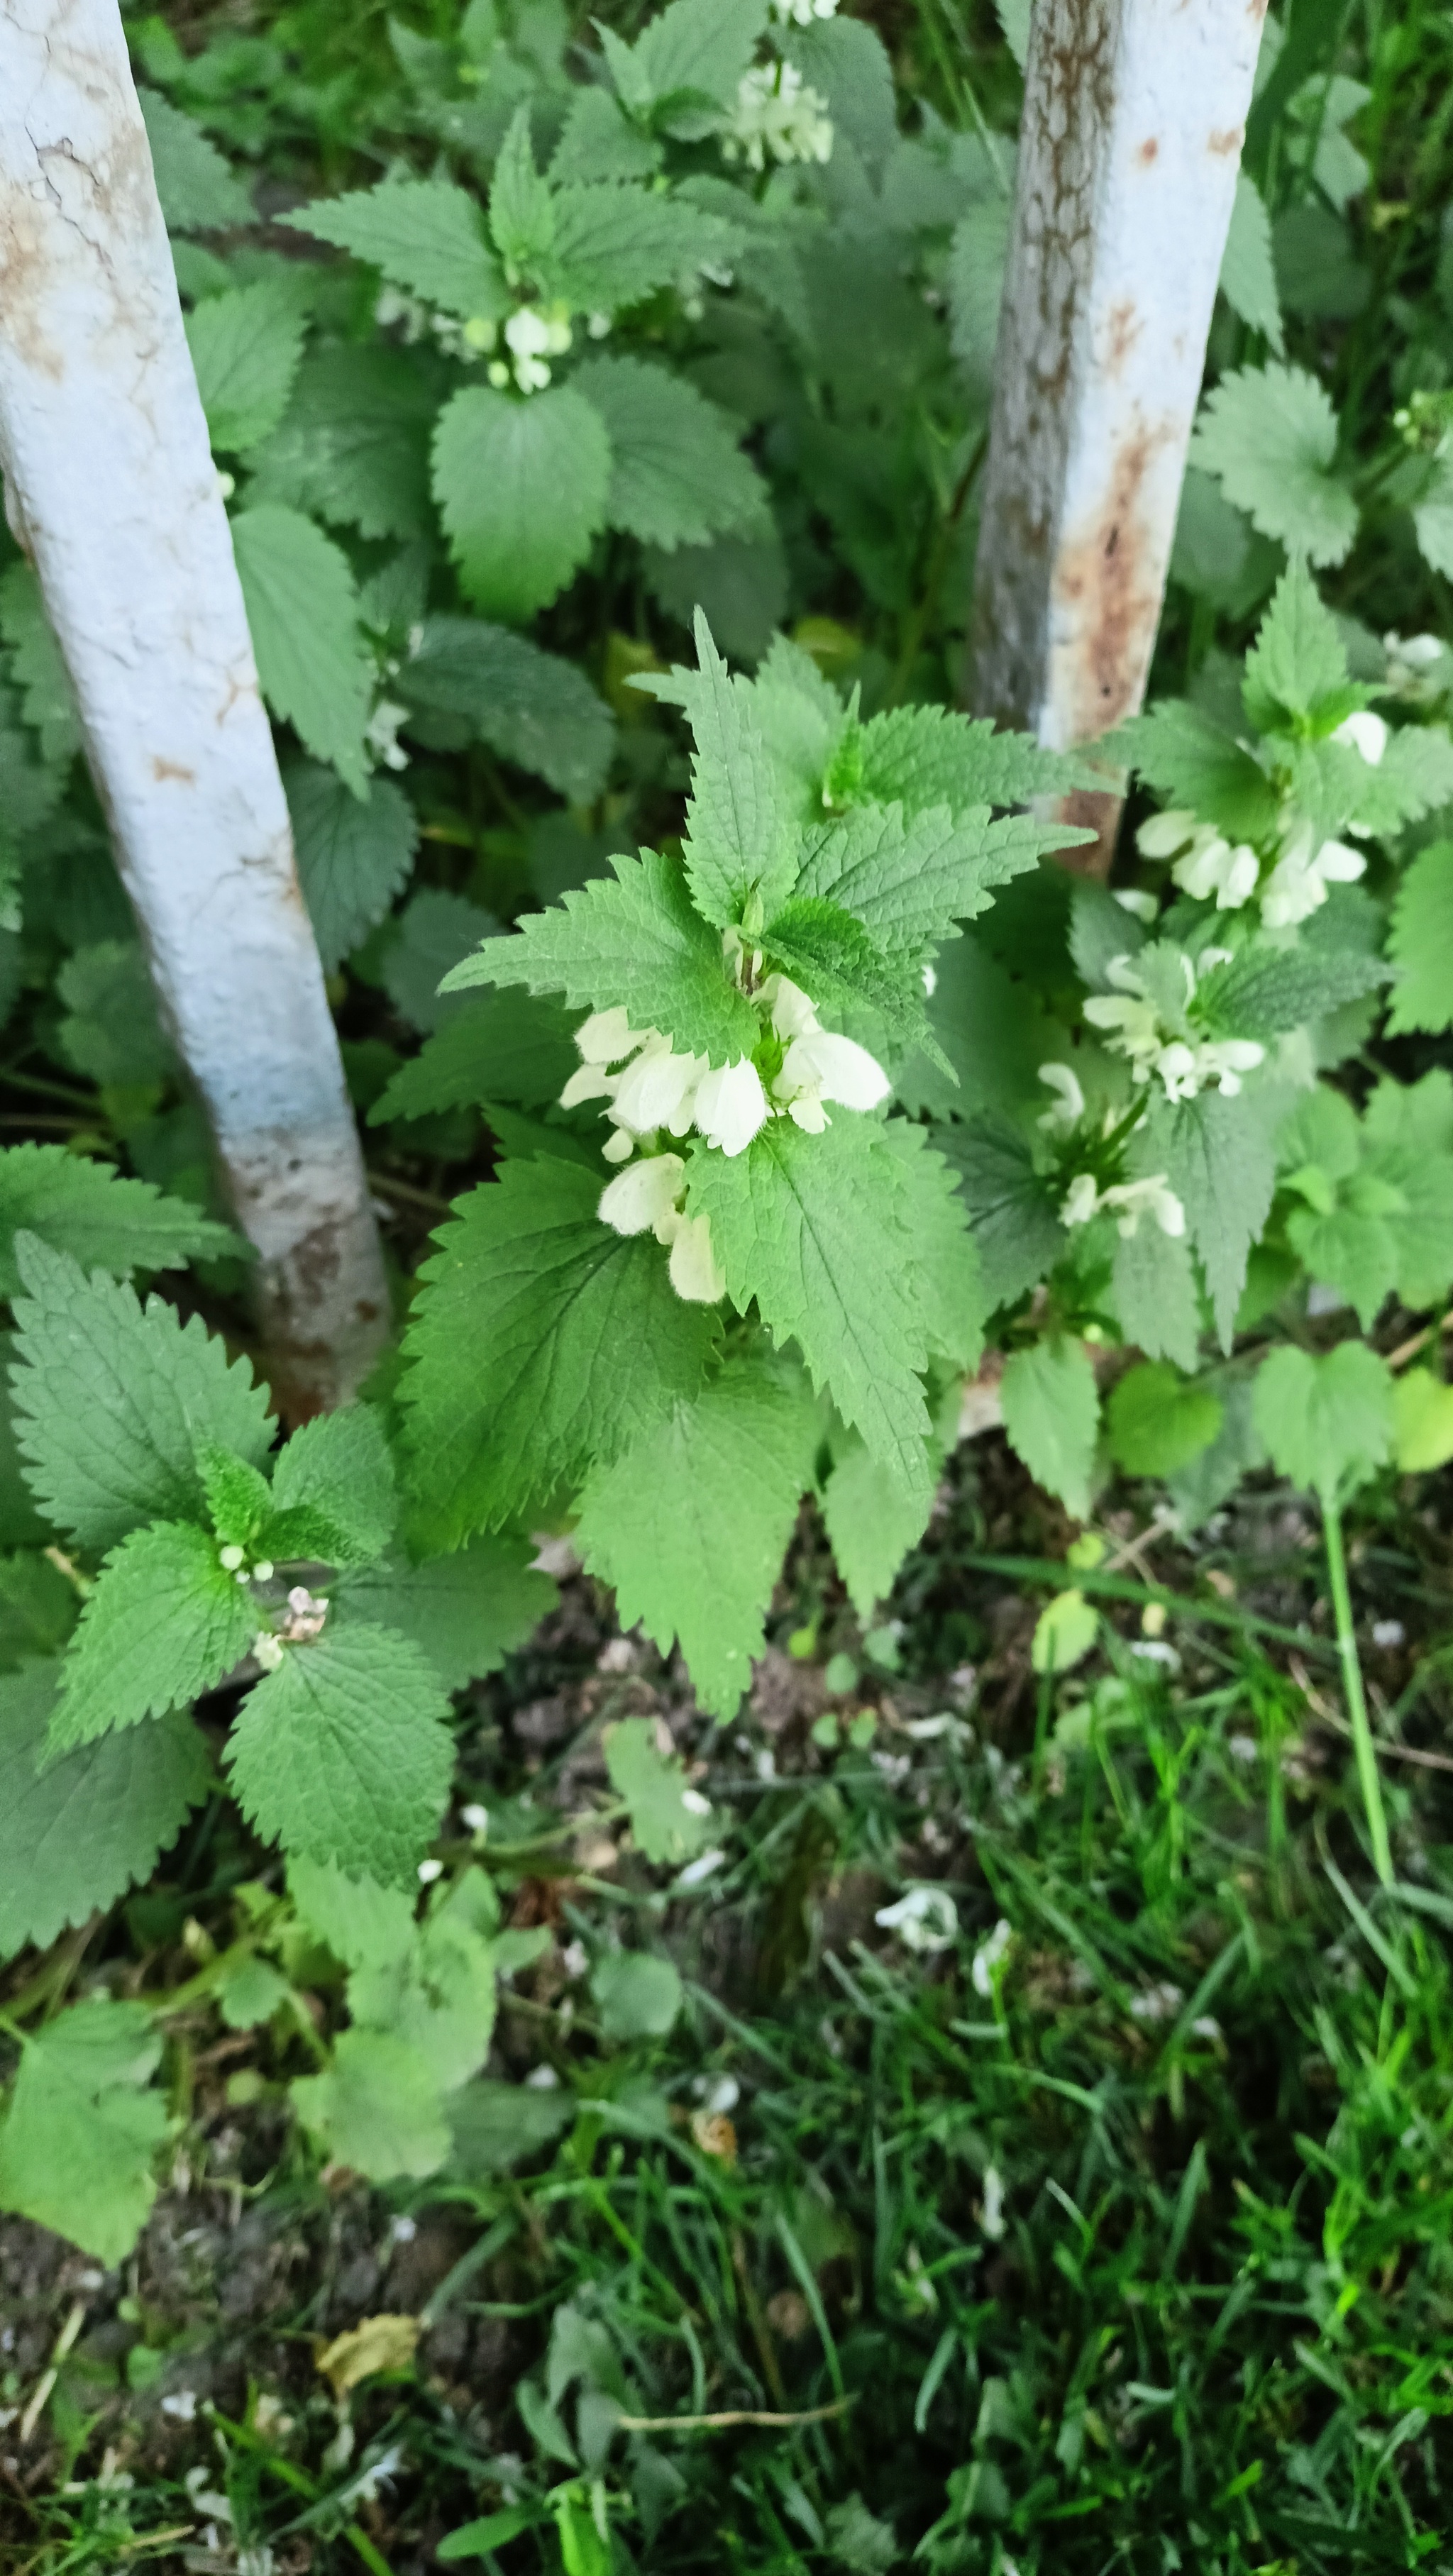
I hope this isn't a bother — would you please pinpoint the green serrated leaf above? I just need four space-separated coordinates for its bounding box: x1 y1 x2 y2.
576 1356 818 1718
397 616 614 802
663 613 797 927
185 282 306 454
1110 1211 1202 1373
575 356 764 549
490 106 556 273
137 87 252 231
287 761 418 973
226 1622 453 1884
684 1117 935 1495
1000 1339 1100 1519
0 1998 167 2263
1252 1341 1392 1499
433 386 611 623
233 505 372 794
0 1665 210 1959
1197 944 1388 1041
49 1520 255 1750
0 1144 238 1299
1116 702 1279 844
267 1405 396 1570
1105 1361 1223 1478
443 848 758 1062
282 179 506 320
856 702 1086 814
336 1537 558 1692
1217 171 1283 353
400 1160 719 1548
932 1113 1066 1312
370 991 578 1126
1242 558 1348 726
0 561 81 766
291 2026 451 2181
821 1428 936 1621
10 1235 272 1553
549 184 740 311
245 346 436 543
199 1442 272 1552
1387 841 1453 1037
1142 1088 1277 1351
602 1714 717 1859
1189 363 1358 567
793 800 1061 959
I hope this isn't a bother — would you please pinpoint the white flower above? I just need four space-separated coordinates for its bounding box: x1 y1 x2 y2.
770 0 837 20
612 1036 706 1137
598 1154 686 1243
775 1029 890 1128
875 1886 959 1955
1128 1980 1184 2025
366 700 410 773
1260 820 1366 927
503 305 571 395
1136 807 1200 861
1332 709 1388 765
677 1847 726 1889
575 1007 647 1066
602 1127 634 1164
1095 1174 1186 1239
761 972 821 1041
1172 831 1260 911
1037 1061 1085 1134
724 62 833 170
1113 888 1159 923
694 1057 770 1156
1084 953 1264 1099
980 2164 1007 2242
253 1631 284 1673
669 1211 726 1303
971 1916 1013 1995
1061 1171 1101 1227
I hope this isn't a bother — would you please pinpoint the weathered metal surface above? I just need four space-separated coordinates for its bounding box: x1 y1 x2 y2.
0 0 387 1409
969 0 1264 873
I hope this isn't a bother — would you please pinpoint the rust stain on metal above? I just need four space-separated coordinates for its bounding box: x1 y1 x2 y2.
1208 124 1244 155
1137 136 1159 164
1105 297 1141 375
150 754 195 783
1056 421 1170 743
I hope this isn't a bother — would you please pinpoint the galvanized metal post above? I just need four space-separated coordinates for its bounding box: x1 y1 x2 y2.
970 0 1264 873
0 0 388 1410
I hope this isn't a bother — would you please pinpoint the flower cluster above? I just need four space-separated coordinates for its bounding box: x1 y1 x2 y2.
1036 1067 1186 1240
486 305 573 394
723 62 834 170
253 1587 329 1674
1384 630 1449 706
565 980 889 1301
1083 954 1264 1102
768 0 838 18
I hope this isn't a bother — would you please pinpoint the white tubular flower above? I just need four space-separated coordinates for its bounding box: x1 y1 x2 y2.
602 1127 634 1164
612 1036 706 1137
770 0 837 20
669 1211 726 1303
1061 1172 1101 1227
1332 709 1388 765
1261 827 1366 928
724 62 833 170
1083 961 1163 1078
598 1154 686 1243
504 306 557 396
1196 1037 1264 1095
1037 1061 1085 1134
366 700 410 773
1113 888 1159 923
560 1062 616 1108
1172 830 1260 910
695 1057 770 1156
775 1029 890 1129
761 972 821 1041
575 1007 648 1066
1136 807 1200 860
1099 1175 1186 1239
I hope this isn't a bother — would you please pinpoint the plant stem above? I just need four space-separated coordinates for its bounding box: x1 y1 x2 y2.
1321 1493 1394 1888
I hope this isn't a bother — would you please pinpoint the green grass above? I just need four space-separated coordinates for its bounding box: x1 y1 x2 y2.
10 1458 1453 2575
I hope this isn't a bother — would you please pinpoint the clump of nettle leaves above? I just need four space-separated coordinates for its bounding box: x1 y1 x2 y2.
1 562 1451 2262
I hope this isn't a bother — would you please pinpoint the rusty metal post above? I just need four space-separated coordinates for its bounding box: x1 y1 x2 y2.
0 0 389 1410
969 0 1264 873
